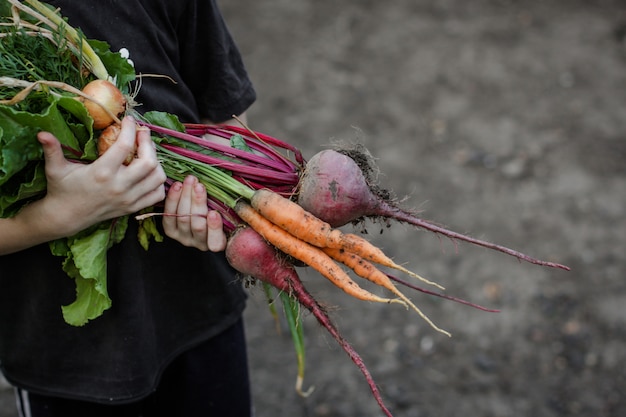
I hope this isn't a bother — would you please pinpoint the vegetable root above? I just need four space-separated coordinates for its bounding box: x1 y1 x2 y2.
225 226 395 417
297 148 570 271
96 122 136 165
323 247 451 337
79 79 126 129
337 232 445 290
234 200 405 307
370 201 571 270
251 188 444 289
385 273 500 313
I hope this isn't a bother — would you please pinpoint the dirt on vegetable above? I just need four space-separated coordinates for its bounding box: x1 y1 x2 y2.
1 0 624 416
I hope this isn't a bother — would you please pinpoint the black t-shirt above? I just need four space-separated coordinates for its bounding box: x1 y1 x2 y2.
0 0 256 403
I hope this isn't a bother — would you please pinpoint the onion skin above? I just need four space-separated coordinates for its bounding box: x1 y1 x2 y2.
81 79 126 129
97 123 134 165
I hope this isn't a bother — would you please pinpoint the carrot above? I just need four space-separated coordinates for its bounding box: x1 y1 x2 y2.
250 188 444 289
340 232 444 290
234 200 406 307
323 247 451 337
251 189 342 246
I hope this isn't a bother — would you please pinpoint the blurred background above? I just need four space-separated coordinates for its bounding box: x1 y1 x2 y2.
2 0 625 416
225 0 626 416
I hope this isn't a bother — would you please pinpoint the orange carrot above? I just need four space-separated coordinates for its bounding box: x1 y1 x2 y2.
339 232 444 290
250 189 444 289
251 189 343 247
323 247 451 337
234 201 406 307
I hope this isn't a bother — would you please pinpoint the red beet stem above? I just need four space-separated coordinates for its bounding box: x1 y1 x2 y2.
159 143 299 185
184 123 304 167
214 124 305 165
141 121 300 172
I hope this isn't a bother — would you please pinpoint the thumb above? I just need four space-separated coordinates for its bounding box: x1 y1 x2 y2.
37 131 66 171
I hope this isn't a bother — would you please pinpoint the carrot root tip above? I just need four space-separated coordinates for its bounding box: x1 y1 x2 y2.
390 298 408 308
406 269 445 291
409 301 451 337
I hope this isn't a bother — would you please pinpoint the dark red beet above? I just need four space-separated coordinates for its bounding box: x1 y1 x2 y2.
225 226 395 417
297 148 569 271
297 149 380 228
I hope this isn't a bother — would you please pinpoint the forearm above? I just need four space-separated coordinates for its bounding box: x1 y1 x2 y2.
0 218 44 255
0 199 80 255
1 118 166 255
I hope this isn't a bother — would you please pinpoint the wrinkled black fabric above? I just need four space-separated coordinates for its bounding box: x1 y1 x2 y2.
0 0 255 403
15 319 251 416
43 0 256 122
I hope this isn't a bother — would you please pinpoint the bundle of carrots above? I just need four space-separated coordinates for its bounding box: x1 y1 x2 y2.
1 2 570 416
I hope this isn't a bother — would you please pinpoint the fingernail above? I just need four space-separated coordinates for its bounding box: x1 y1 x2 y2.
207 210 223 228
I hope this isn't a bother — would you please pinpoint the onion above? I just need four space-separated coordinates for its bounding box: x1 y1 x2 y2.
80 79 126 129
97 122 135 165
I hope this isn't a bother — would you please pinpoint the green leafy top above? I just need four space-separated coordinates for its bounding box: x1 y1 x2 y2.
0 0 137 326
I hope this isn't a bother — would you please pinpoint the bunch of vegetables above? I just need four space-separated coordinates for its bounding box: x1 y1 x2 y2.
0 1 569 415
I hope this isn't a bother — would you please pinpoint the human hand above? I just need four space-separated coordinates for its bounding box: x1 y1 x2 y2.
36 116 166 236
162 175 227 252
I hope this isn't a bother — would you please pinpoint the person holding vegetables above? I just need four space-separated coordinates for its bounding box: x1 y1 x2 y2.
0 1 257 416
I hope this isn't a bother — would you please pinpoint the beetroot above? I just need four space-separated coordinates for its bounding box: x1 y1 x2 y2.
297 147 569 271
297 148 381 228
225 226 395 417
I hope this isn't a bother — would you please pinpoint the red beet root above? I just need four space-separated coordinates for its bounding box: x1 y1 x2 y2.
297 148 380 228
297 147 569 271
225 226 395 417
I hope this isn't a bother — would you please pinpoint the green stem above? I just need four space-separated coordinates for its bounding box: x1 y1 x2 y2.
280 291 311 397
21 0 109 80
156 144 255 208
262 283 281 334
